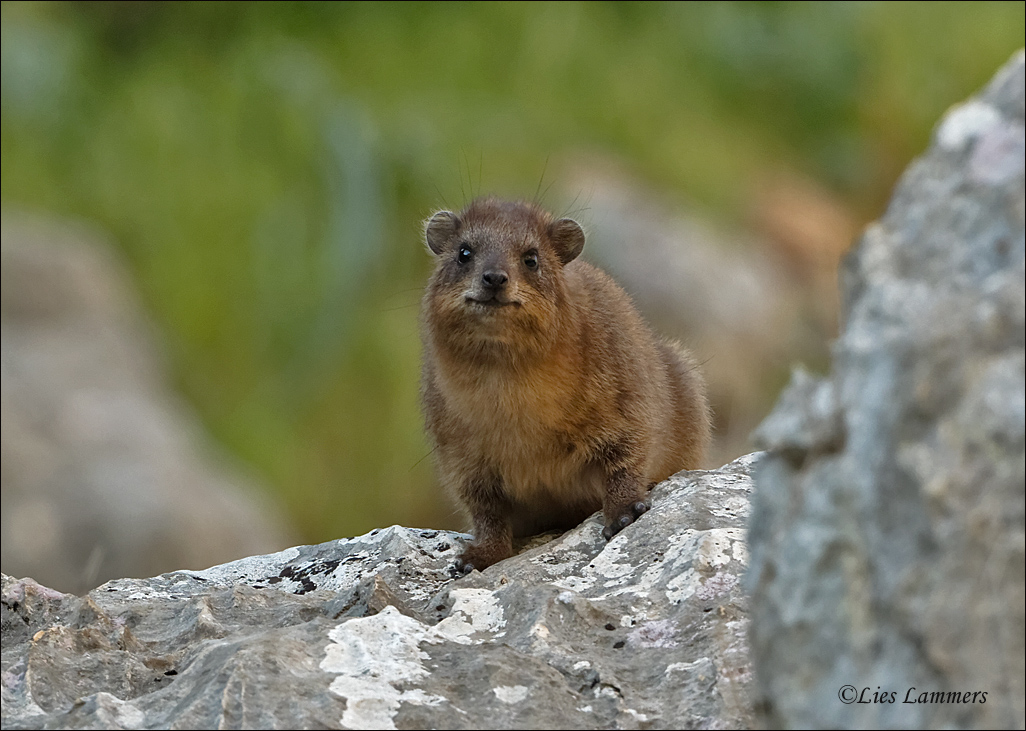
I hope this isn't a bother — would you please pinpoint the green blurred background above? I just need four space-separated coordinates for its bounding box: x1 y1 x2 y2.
2 1 1023 544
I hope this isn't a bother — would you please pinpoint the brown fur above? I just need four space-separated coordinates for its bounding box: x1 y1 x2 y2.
420 197 710 571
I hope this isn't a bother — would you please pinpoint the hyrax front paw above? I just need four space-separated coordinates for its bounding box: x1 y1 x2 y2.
453 541 511 575
602 501 649 540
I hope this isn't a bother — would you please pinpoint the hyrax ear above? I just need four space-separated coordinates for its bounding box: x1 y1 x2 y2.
548 218 585 264
425 210 461 255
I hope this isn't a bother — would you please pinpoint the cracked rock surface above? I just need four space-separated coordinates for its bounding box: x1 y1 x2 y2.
747 51 1025 729
2 455 757 730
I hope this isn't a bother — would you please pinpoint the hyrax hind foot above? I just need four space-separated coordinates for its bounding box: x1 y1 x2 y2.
602 500 650 540
453 539 512 575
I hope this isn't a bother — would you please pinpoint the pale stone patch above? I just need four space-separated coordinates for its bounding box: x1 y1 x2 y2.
493 685 530 704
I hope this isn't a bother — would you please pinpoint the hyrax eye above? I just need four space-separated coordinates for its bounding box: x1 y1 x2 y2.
457 246 473 264
523 251 539 270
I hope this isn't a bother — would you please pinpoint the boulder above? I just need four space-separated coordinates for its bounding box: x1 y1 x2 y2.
1 455 757 729
1 215 295 594
747 51 1025 728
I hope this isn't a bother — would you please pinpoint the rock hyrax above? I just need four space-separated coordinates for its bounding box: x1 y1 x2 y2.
421 197 710 571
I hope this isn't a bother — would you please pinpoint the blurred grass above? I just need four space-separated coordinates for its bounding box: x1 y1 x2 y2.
2 1 1023 542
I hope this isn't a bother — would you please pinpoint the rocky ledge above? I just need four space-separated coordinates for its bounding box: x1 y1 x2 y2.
2 455 757 730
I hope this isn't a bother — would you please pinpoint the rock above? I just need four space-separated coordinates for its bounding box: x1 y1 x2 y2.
0 454 758 730
1 215 296 594
747 51 1025 729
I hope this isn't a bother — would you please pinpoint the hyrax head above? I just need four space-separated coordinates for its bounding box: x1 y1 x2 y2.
424 197 585 342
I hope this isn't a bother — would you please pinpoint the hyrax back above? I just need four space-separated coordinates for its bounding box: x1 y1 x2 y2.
420 197 710 572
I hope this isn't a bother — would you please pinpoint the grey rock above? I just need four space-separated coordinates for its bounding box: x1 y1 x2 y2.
1 215 296 594
747 51 1025 728
1 454 758 730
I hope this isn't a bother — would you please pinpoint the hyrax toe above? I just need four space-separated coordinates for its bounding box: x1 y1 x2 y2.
455 540 512 573
602 500 650 540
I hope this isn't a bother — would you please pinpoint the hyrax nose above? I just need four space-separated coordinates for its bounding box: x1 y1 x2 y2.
481 269 509 289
